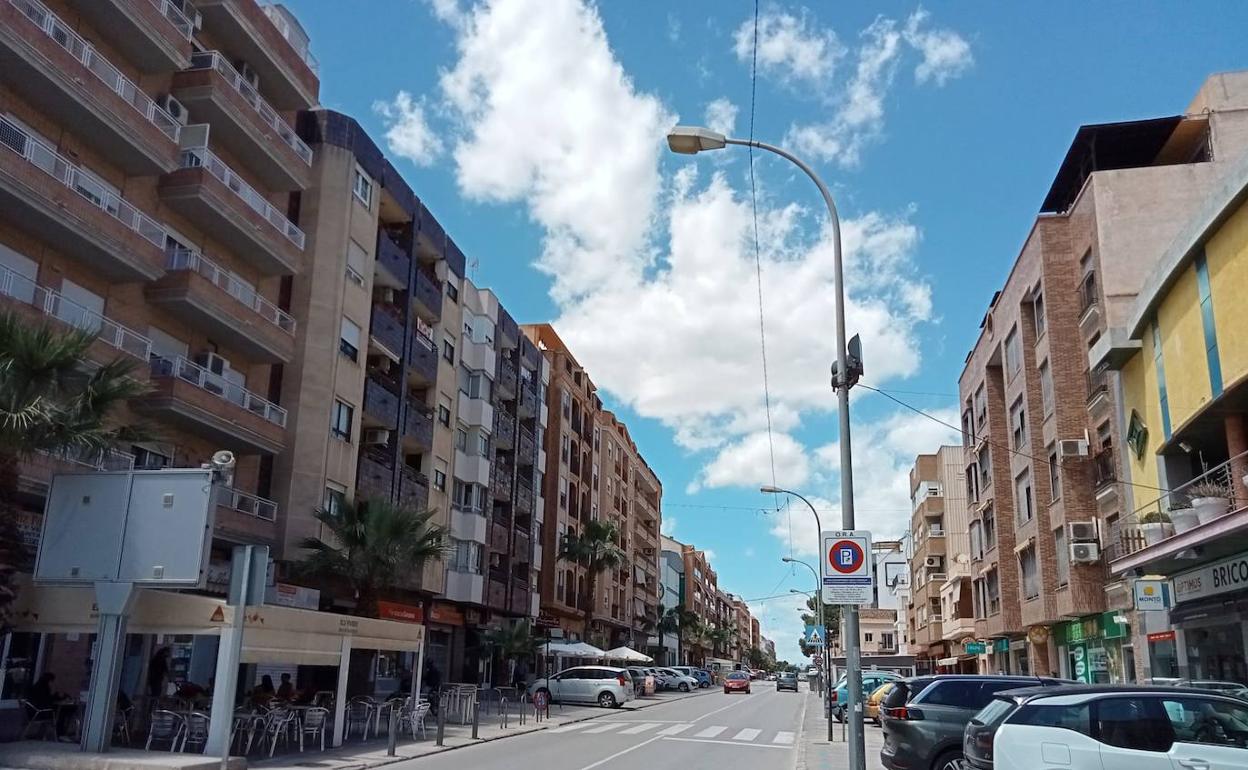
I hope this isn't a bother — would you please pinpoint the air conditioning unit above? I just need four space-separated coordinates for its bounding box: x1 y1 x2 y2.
1068 521 1099 543
195 351 229 376
363 429 391 446
237 61 260 89
924 556 943 568
1058 438 1090 458
1070 542 1100 564
160 95 189 126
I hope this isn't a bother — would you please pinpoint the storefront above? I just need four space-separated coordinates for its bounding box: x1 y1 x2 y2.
1165 550 1248 685
1055 612 1131 684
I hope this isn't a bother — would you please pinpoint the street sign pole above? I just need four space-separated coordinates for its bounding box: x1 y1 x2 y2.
822 530 873 766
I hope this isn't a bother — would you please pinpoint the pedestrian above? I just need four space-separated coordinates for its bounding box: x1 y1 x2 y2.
424 661 441 715
147 647 171 698
29 672 73 740
276 673 295 700
512 659 528 690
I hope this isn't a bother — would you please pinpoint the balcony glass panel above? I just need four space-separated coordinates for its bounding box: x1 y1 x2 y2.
179 145 305 249
0 265 150 359
150 355 287 427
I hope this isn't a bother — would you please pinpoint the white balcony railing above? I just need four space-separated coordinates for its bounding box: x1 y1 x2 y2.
150 355 287 427
217 485 278 521
178 144 306 249
187 52 313 166
41 446 136 471
0 115 167 248
262 3 319 73
0 266 151 360
7 0 181 141
166 249 295 334
145 0 194 38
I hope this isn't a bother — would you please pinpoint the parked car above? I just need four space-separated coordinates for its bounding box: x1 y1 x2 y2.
645 667 669 689
777 671 800 693
527 666 634 709
691 669 712 688
867 681 895 725
658 667 699 692
880 675 1071 770
831 671 903 723
724 671 751 694
986 685 1248 770
1175 680 1248 701
626 666 654 696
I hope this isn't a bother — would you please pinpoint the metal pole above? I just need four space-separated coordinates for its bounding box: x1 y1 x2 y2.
731 137 862 769
387 706 399 756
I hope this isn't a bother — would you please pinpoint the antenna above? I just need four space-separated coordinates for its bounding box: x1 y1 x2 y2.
469 256 480 281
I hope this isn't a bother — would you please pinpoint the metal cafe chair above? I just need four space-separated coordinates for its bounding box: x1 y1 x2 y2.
345 698 373 739
145 710 185 751
181 711 211 753
262 708 298 757
20 700 56 741
297 706 330 751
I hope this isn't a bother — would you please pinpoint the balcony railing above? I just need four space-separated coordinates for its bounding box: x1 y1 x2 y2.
1079 273 1098 316
41 446 135 471
217 485 278 521
7 0 182 140
1107 450 1248 562
178 145 305 249
1087 369 1109 402
0 116 166 247
150 355 287 427
146 0 195 38
262 3 319 73
0 265 151 360
166 248 295 334
1093 448 1115 489
186 52 313 165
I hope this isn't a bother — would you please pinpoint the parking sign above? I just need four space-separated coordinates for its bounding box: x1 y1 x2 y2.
821 530 873 605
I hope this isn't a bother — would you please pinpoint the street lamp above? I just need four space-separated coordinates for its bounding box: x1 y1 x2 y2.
783 558 825 669
667 125 863 767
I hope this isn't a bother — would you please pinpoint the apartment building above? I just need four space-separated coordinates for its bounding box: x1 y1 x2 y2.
732 596 752 655
958 71 1248 679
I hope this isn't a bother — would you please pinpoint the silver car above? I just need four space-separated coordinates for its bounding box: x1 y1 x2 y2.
528 666 634 708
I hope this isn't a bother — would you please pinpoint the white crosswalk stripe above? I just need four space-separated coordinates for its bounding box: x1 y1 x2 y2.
694 725 727 738
773 731 795 745
619 723 660 734
549 722 593 733
581 722 623 734
731 728 761 741
656 724 693 736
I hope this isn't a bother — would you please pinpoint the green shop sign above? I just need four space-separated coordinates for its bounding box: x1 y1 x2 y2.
963 641 986 655
992 638 1010 653
1059 612 1128 645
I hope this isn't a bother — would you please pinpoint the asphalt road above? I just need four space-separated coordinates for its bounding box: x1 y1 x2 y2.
393 681 808 770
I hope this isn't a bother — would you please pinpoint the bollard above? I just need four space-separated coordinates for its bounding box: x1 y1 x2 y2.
387 705 399 756
499 698 508 729
471 694 480 739
519 693 527 726
435 693 446 747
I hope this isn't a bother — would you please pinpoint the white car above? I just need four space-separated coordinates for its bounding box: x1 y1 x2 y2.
527 666 635 708
986 685 1248 770
658 667 699 692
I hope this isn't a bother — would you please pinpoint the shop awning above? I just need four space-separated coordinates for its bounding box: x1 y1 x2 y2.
542 641 605 658
603 646 653 663
937 657 960 666
11 583 234 636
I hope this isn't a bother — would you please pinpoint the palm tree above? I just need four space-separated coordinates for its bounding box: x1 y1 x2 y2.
708 625 733 658
483 619 536 686
557 519 627 638
298 497 449 618
684 619 710 665
0 313 146 627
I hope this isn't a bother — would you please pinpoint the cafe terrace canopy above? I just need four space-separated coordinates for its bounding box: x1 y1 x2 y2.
542 640 605 659
603 646 653 663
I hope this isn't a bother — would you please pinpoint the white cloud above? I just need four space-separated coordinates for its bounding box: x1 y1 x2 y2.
689 431 809 493
703 548 717 563
373 91 443 167
750 590 815 662
903 9 973 86
704 97 738 138
733 8 844 87
661 516 677 536
768 494 832 558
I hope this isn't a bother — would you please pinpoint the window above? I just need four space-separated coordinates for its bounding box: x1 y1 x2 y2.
969 520 983 561
561 389 572 418
559 476 568 510
458 366 493 401
1055 525 1069 587
1004 326 1021 377
1094 697 1173 752
1039 359 1054 416
1015 469 1033 524
442 339 455 364
437 394 452 426
919 680 989 707
450 539 482 574
453 480 483 511
330 399 353 440
1010 397 1027 450
557 569 566 602
339 317 360 361
324 482 347 516
986 569 1000 615
1161 696 1248 748
962 407 975 446
446 273 459 303
352 167 372 207
593 427 601 451
560 433 570 463
983 506 997 550
881 632 894 650
456 424 468 452
475 431 490 457
1020 545 1039 600
132 444 172 470
1048 447 1061 501
1032 292 1047 337
346 240 367 287
974 384 987 429
864 633 873 642
434 458 448 491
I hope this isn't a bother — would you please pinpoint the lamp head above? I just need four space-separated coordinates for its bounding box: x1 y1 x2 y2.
760 485 783 495
781 556 794 564
666 125 728 155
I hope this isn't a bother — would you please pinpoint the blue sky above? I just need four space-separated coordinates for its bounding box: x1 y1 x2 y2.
284 0 1248 659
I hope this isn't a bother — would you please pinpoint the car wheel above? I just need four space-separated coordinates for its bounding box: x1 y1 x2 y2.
745 688 751 694
680 682 690 692
723 688 730 694
598 691 618 709
699 681 708 688
833 706 846 723
932 749 965 770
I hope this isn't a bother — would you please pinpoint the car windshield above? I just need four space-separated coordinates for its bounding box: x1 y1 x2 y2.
728 672 748 680
780 672 796 680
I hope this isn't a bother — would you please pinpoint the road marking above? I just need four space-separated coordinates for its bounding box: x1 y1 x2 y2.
574 736 664 770
694 725 727 738
690 695 753 723
773 731 795 744
732 728 761 741
656 724 693 735
549 722 594 733
661 737 789 750
582 722 623 734
619 723 660 734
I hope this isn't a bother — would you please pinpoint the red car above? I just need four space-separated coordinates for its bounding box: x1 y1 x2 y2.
723 671 751 694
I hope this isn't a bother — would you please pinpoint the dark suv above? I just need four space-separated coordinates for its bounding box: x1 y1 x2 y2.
776 671 799 692
880 675 1071 770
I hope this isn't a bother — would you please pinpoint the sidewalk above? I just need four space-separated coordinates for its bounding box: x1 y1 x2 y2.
796 690 885 770
252 689 713 770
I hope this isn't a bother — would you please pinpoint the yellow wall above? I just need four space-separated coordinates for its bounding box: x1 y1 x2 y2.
1120 350 1161 493
1206 200 1248 391
1155 265 1211 431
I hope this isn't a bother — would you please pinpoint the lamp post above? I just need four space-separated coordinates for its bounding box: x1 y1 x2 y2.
668 124 862 767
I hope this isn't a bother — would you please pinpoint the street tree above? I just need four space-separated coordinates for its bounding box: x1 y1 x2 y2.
484 619 537 685
557 519 627 644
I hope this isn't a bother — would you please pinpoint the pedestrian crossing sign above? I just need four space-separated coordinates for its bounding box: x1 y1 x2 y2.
804 624 825 648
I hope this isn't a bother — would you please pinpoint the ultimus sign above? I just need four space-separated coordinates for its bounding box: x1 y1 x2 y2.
1173 552 1248 602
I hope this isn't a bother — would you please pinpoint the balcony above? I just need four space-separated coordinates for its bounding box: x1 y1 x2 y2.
517 427 536 465
509 583 530 616
0 265 150 364
494 408 516 449
457 390 494 433
1 0 181 175
490 522 510 553
518 383 538 419
375 231 410 291
66 0 193 71
146 249 296 363
172 52 313 191
0 115 166 281
492 463 513 502
1079 272 1101 338
369 305 405 360
356 446 394 502
159 141 304 275
496 360 518 402
403 400 434 451
444 570 484 604
450 504 487 544
412 267 441 322
398 464 429 512
213 486 278 545
514 480 535 515
139 356 286 454
194 0 319 110
407 329 439 385
513 530 531 562
1087 368 1111 419
486 578 507 610
1093 448 1118 505
363 375 400 429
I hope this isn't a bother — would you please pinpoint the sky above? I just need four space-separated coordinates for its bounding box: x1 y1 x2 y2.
283 0 1248 661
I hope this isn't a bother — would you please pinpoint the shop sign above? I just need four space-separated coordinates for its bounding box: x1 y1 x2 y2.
429 603 464 626
265 583 320 610
1147 630 1176 643
1133 580 1172 611
1172 550 1248 604
964 641 986 654
992 638 1010 653
15 511 41 549
1061 613 1127 644
377 600 423 624
535 612 561 629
